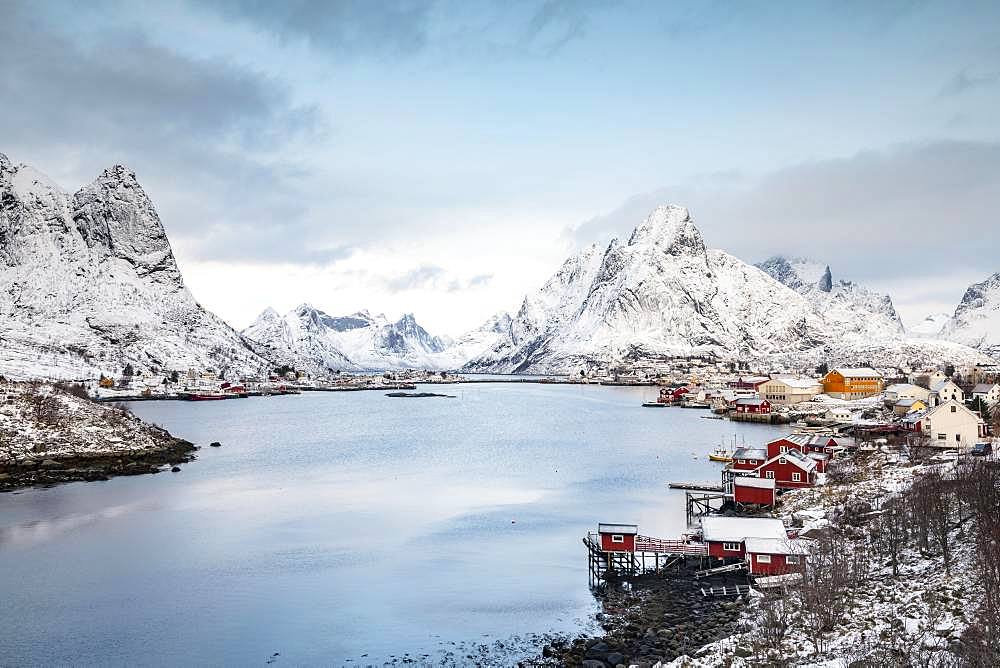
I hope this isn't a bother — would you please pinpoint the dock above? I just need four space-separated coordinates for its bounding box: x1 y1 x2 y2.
668 481 724 492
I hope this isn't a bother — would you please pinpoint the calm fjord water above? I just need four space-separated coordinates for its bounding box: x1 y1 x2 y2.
0 384 786 666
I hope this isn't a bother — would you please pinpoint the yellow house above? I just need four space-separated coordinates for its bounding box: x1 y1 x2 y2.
893 398 926 416
822 367 884 399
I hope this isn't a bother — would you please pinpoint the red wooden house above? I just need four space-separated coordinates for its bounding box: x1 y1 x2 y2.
728 376 770 390
734 398 772 414
733 476 777 507
597 523 637 552
744 537 809 575
731 447 767 471
754 449 818 488
765 435 838 473
700 517 789 560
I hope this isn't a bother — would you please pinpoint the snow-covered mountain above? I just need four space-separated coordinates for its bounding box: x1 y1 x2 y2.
242 304 471 372
908 313 950 337
463 205 993 373
0 153 275 380
755 256 905 341
940 273 1000 358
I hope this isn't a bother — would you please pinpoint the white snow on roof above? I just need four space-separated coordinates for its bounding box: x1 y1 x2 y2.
700 517 787 542
744 537 810 555
598 523 638 534
734 477 776 489
833 367 881 378
768 376 821 389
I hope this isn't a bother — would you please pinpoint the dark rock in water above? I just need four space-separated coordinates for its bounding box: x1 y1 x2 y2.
581 660 607 668
171 466 181 472
607 651 625 666
209 441 222 447
385 392 455 398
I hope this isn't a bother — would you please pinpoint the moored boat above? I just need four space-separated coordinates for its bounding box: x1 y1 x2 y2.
708 446 733 462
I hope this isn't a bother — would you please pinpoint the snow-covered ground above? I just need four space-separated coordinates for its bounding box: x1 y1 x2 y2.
664 454 983 666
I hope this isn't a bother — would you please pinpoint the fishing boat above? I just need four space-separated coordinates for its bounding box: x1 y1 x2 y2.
184 392 227 401
708 446 733 462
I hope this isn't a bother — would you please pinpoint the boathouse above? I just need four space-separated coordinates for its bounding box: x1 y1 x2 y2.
732 477 777 507
597 523 637 552
734 398 772 415
744 537 809 575
700 516 788 559
754 449 818 488
731 447 767 471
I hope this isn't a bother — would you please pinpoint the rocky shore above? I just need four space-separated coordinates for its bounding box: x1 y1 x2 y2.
537 566 745 667
0 380 196 492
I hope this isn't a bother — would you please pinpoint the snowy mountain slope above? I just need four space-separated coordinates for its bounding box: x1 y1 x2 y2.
755 256 905 339
242 304 470 372
463 205 993 373
0 153 274 380
908 313 950 337
940 273 1000 358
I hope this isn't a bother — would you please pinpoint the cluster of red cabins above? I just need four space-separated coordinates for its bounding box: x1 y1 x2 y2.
727 434 840 506
590 434 841 580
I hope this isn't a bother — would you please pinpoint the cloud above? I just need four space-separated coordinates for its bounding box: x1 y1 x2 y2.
567 140 1000 288
385 265 493 293
199 0 434 58
0 1 325 262
939 68 1000 96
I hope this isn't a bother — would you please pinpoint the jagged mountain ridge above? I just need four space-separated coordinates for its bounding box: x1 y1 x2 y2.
463 205 993 373
940 273 1000 358
242 304 469 372
0 153 274 380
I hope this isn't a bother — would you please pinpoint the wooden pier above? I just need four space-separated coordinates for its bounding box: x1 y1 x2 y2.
584 532 708 588
668 481 724 492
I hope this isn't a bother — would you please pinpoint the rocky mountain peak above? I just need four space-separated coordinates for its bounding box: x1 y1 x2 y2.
818 266 833 293
627 205 703 256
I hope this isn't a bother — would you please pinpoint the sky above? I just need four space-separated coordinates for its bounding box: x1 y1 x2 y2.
2 0 999 335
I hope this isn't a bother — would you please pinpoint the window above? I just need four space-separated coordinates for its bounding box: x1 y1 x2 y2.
611 534 624 543
937 433 946 440
756 554 771 563
951 406 957 413
792 472 801 482
786 555 800 564
779 457 787 464
722 542 740 551
780 445 787 453
737 459 745 464
766 471 775 479
956 434 961 442
750 459 757 465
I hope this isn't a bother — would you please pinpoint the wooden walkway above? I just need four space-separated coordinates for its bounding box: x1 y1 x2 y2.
669 481 725 492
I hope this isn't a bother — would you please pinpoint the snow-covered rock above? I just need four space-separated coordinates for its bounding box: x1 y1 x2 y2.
908 313 950 337
242 304 469 372
940 273 1000 358
463 206 994 373
0 153 274 380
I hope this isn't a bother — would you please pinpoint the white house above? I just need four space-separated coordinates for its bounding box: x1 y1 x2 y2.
909 369 947 388
884 383 931 404
826 407 855 423
922 399 987 448
971 383 1000 406
929 379 964 407
758 377 823 405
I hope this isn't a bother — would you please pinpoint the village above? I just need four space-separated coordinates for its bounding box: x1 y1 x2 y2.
548 362 1000 666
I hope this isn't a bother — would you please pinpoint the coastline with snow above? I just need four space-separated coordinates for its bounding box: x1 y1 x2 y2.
0 381 196 492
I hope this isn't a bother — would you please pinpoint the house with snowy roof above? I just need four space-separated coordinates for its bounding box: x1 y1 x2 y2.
971 383 1000 406
758 376 822 405
922 399 987 448
884 383 931 404
822 368 883 399
929 379 964 407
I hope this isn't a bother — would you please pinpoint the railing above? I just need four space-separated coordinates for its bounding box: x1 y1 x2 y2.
634 535 709 556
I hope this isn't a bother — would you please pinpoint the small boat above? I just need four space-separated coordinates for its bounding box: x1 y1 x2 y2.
185 393 227 401
642 402 668 408
708 446 733 463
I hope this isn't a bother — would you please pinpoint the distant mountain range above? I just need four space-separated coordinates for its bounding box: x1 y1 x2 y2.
1 152 996 379
459 205 993 373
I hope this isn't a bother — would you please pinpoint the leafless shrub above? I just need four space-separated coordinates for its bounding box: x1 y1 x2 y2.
53 381 91 401
797 532 868 655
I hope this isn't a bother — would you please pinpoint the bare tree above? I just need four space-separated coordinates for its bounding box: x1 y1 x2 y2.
869 499 908 577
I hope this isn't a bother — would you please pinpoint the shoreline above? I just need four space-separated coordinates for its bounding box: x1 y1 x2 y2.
0 437 197 492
